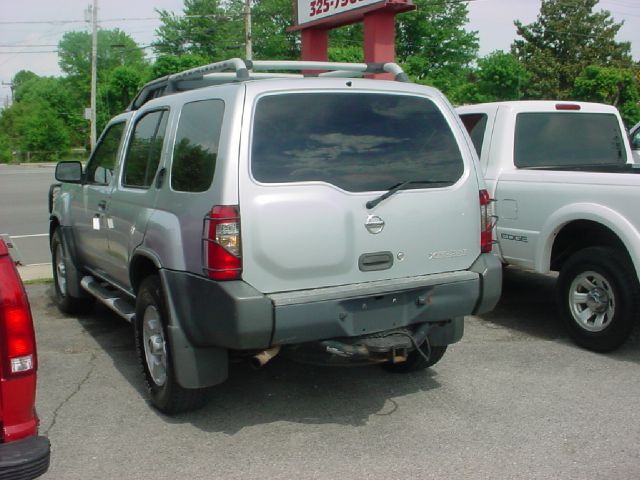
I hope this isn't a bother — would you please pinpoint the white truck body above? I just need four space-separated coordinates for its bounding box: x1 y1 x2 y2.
458 101 640 352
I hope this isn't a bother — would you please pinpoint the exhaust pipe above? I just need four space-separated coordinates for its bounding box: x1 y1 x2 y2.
251 346 281 369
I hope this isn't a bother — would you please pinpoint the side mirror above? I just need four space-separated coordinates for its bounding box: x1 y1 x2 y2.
55 161 83 183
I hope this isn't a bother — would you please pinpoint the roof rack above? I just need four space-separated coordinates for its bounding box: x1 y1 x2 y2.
128 58 409 111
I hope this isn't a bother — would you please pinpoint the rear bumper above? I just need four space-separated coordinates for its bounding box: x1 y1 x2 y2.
161 253 501 350
0 436 50 480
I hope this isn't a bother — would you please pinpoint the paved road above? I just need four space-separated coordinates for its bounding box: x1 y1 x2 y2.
0 163 55 264
31 267 640 480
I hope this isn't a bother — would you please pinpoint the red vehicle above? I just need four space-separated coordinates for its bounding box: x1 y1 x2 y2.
0 240 50 479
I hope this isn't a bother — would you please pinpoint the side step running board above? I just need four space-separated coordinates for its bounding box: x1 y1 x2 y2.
81 276 136 323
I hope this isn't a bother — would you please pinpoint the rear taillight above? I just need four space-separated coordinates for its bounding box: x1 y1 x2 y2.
203 205 242 281
479 189 494 253
0 242 37 378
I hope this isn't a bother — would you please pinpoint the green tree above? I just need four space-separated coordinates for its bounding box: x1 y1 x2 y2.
396 0 478 95
59 29 147 90
476 51 530 101
57 29 148 142
512 0 633 99
252 0 300 59
0 133 12 163
103 66 145 113
11 70 38 92
154 0 245 61
0 100 70 161
148 53 211 80
0 73 76 160
572 65 640 127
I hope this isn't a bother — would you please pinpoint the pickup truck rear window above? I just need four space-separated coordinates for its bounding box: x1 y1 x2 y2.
514 112 627 168
251 92 464 192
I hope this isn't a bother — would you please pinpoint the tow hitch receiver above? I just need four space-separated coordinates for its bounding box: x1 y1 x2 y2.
320 327 426 364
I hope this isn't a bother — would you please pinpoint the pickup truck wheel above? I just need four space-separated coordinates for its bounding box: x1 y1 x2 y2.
51 229 93 314
135 275 210 414
558 247 639 352
382 344 447 373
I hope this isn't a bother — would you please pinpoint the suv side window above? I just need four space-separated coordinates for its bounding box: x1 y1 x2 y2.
123 110 168 188
171 99 224 192
85 122 125 185
632 126 640 150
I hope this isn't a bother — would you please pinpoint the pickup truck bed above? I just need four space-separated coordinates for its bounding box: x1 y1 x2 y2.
458 100 640 352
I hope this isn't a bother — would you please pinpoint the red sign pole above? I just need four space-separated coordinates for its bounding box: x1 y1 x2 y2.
290 0 415 75
363 9 396 79
301 29 329 62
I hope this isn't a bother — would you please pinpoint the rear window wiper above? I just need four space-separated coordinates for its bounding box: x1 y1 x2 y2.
366 180 453 210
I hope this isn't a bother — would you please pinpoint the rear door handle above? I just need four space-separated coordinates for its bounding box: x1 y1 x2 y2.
97 200 107 211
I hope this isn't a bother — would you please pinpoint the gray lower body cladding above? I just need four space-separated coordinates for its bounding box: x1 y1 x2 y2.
160 253 501 350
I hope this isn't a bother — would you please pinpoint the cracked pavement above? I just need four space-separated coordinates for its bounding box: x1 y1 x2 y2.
28 270 640 480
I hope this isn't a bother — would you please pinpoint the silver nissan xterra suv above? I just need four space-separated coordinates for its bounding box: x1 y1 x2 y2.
50 59 501 414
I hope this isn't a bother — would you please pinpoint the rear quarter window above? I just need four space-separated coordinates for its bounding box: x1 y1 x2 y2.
459 113 488 157
171 99 224 192
251 92 464 192
514 112 626 168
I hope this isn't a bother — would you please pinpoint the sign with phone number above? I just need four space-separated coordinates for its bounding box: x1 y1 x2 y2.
297 0 385 26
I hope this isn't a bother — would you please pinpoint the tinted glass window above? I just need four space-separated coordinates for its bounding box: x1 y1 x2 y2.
251 93 464 192
631 125 640 149
171 100 224 192
123 110 168 188
514 112 626 168
460 113 488 157
86 122 125 185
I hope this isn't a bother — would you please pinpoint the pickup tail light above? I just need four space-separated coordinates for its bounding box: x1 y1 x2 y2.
203 205 242 281
479 189 494 253
0 241 37 378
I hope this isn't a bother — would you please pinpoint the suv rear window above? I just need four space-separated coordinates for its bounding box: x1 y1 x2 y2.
251 93 464 192
514 112 626 168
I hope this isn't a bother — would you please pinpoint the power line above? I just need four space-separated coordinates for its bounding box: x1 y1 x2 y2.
0 50 59 54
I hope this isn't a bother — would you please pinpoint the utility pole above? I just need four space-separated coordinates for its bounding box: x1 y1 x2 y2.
244 0 252 60
90 0 98 150
1 82 13 106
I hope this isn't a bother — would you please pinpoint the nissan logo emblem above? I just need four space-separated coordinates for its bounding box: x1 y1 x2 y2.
365 215 385 234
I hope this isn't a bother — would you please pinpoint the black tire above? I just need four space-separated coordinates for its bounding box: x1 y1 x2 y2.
134 275 210 414
557 247 639 353
382 343 447 373
51 228 93 314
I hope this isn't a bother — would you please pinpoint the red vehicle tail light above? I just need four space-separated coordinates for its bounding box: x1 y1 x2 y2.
555 103 581 111
203 205 242 281
479 189 494 253
0 241 37 378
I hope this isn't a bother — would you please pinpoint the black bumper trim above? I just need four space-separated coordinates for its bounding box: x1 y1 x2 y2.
0 435 50 480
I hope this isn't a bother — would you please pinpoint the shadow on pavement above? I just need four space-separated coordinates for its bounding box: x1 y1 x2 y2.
45 286 442 434
480 266 640 361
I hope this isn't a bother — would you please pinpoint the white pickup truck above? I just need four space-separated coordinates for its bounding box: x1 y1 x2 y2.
457 101 640 352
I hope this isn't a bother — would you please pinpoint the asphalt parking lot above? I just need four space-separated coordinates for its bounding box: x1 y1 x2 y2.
30 267 640 480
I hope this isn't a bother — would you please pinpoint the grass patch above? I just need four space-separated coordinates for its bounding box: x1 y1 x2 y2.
23 278 54 285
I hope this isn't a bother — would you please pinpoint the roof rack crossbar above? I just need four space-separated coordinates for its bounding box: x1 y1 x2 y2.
129 58 409 110
250 60 370 73
167 58 249 89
